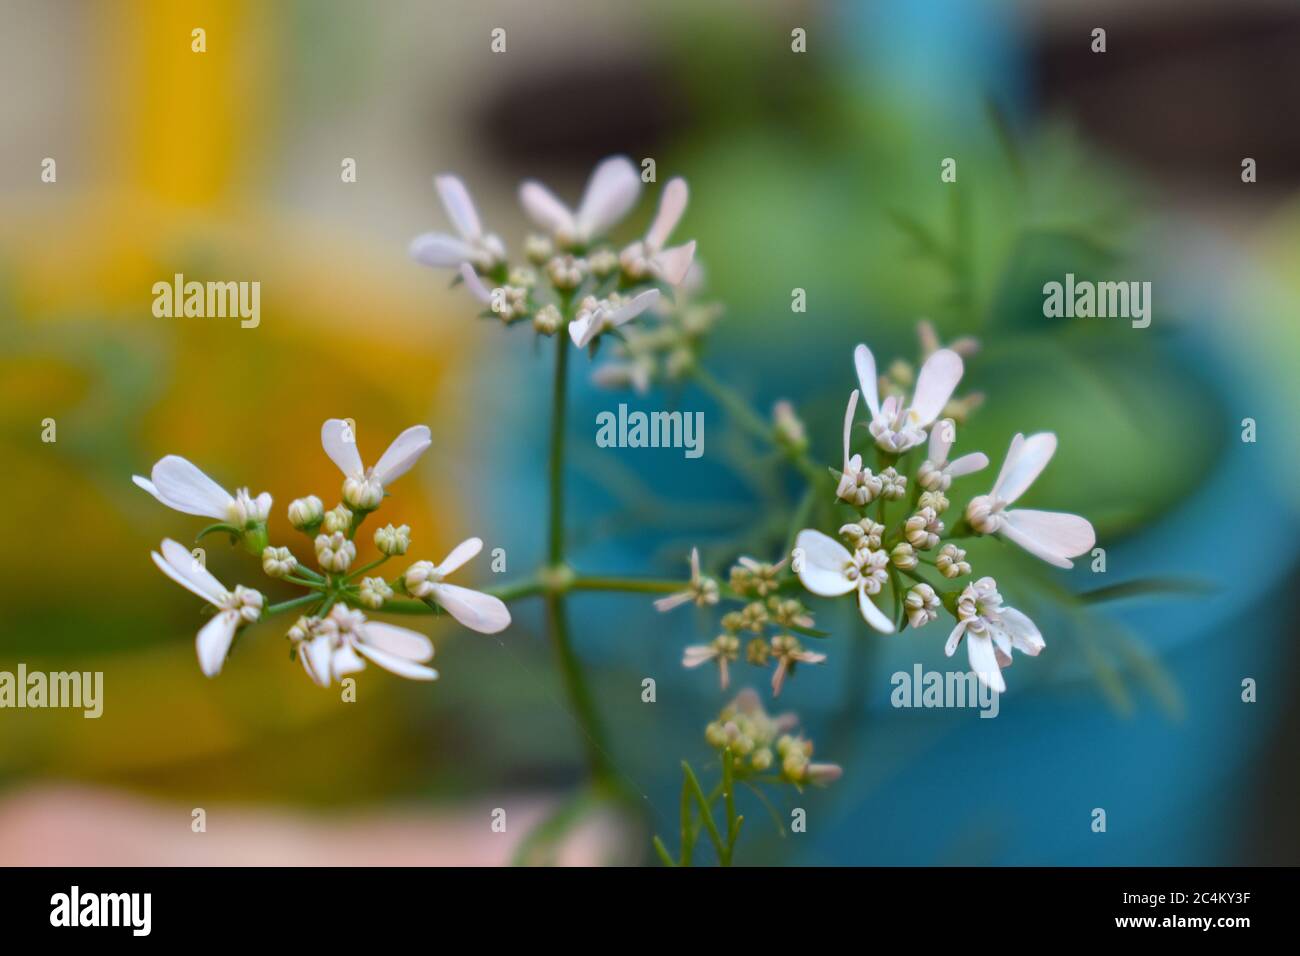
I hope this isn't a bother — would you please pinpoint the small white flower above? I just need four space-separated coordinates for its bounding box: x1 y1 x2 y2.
682 633 739 689
835 390 882 506
918 418 988 492
374 524 411 556
261 546 297 579
409 174 505 270
358 577 394 610
402 537 511 634
315 532 356 573
769 634 826 697
150 538 263 677
794 529 895 634
133 456 270 527
568 290 660 348
519 155 642 248
619 177 697 285
944 576 1044 693
854 343 964 454
965 433 1096 569
904 583 940 629
292 605 438 687
287 495 324 531
321 419 432 512
654 547 720 612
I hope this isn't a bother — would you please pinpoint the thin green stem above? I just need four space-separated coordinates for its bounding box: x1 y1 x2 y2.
690 365 821 483
264 593 323 616
346 555 389 582
570 576 685 595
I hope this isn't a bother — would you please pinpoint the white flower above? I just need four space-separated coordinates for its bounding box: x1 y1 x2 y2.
568 290 660 348
944 576 1044 693
904 583 940 629
402 537 511 634
918 418 989 492
409 174 505 270
150 538 263 677
519 155 642 248
321 419 432 512
133 456 270 526
835 390 881 506
654 547 720 611
682 633 739 690
794 529 895 633
854 343 964 454
315 532 356 573
619 177 696 285
965 433 1096 569
293 605 438 687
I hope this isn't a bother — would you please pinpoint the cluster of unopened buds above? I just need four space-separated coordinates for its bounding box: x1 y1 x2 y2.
705 689 841 787
793 339 1096 693
135 419 510 685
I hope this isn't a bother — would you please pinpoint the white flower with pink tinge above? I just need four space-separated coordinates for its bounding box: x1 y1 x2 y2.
320 419 432 512
403 538 511 634
150 538 263 677
409 174 505 271
654 547 720 612
917 418 988 492
519 155 642 249
293 605 438 687
793 529 895 634
568 290 661 348
945 576 1044 694
965 432 1096 569
133 456 270 525
619 177 697 285
835 390 882 506
854 342 964 454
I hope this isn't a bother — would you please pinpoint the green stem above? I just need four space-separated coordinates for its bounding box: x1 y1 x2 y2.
691 365 821 483
570 576 685 595
264 593 323 616
346 556 389 582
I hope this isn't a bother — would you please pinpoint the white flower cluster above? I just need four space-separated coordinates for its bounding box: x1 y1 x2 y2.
135 420 509 684
796 340 1097 693
410 155 697 352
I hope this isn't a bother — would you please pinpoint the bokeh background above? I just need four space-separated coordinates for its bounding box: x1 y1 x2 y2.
1 0 1297 865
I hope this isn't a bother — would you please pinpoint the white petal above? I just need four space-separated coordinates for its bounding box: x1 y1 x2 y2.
853 344 881 418
1001 607 1045 656
909 349 964 427
793 529 856 597
857 587 896 633
946 452 989 478
991 432 1056 505
196 610 239 678
434 174 481 240
408 232 479 268
841 389 860 469
689 546 701 581
646 177 688 250
153 538 228 606
682 646 716 668
575 156 641 240
655 241 696 285
1003 508 1095 560
331 644 367 677
362 621 434 662
150 455 233 519
966 634 1006 693
321 419 364 478
304 634 334 688
653 591 694 612
434 536 483 576
606 289 660 327
569 311 598 348
371 424 432 486
518 181 576 238
459 262 491 304
429 583 511 634
928 418 954 465
355 641 439 680
133 475 162 501
945 620 967 657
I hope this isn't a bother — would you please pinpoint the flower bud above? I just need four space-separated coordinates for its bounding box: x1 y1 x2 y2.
524 234 553 264
374 524 411 556
359 577 394 609
315 532 356 573
403 560 438 599
966 495 1000 534
288 495 324 532
533 304 562 336
890 541 917 570
322 504 354 535
342 474 384 512
262 546 298 579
